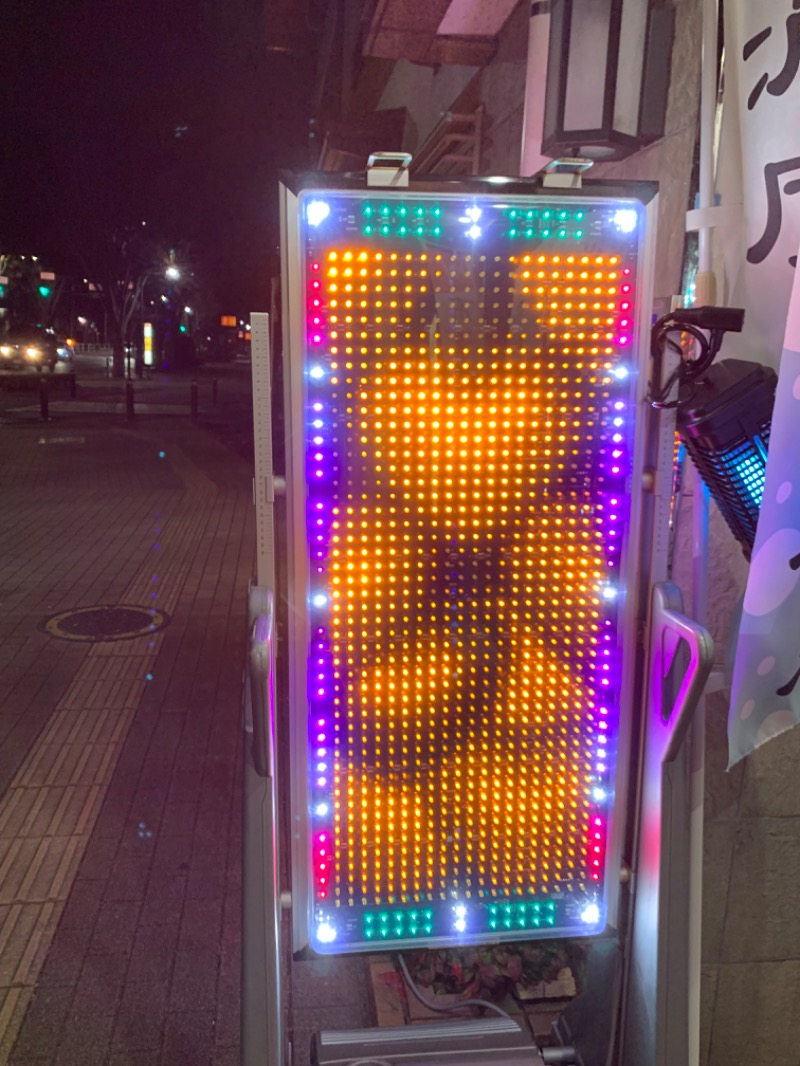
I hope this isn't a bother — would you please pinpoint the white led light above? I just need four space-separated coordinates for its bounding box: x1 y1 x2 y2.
612 366 630 380
581 903 601 925
466 206 481 222
454 918 466 933
613 208 637 234
592 788 607 802
467 225 482 240
307 200 331 227
601 586 617 601
310 366 325 379
454 904 467 918
314 803 329 816
312 594 328 608
317 922 337 943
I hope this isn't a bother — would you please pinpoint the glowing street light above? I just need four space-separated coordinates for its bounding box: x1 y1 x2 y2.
165 265 180 281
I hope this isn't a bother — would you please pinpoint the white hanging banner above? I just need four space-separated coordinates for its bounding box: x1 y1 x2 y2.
728 243 800 765
716 0 800 368
723 1 800 763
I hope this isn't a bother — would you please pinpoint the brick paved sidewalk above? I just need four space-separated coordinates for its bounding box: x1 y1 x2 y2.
0 408 254 1065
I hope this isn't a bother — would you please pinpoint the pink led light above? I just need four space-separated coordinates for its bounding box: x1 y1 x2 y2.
618 336 629 346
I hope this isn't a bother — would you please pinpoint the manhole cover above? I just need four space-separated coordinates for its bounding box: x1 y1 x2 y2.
41 605 170 643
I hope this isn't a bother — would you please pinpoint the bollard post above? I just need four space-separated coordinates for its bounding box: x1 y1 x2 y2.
125 380 135 421
39 375 50 421
212 377 218 405
68 371 77 399
190 380 199 421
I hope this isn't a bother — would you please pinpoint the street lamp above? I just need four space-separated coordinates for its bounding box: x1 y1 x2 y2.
165 265 180 281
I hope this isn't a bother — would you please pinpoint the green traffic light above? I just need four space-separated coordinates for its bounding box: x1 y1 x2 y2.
39 285 52 298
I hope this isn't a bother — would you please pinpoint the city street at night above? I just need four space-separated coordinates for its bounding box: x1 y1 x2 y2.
0 370 254 1064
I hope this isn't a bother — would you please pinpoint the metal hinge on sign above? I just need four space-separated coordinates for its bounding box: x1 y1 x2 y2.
367 152 412 188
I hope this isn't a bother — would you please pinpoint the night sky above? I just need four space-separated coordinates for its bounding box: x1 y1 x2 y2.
0 0 314 313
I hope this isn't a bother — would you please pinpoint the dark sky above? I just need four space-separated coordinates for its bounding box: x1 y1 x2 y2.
0 0 315 313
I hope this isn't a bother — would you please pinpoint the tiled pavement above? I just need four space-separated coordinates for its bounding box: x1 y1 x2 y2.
0 375 255 1065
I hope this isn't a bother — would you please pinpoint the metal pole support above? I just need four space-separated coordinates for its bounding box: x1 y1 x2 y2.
39 376 49 421
191 380 199 421
212 377 218 405
125 380 135 421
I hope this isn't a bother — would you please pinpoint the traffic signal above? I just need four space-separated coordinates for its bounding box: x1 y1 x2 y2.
38 285 52 298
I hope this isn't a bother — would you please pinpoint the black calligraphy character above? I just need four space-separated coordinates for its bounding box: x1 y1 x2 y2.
744 0 800 110
747 157 800 267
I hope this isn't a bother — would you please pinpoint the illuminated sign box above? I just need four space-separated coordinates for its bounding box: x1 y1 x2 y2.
281 184 653 955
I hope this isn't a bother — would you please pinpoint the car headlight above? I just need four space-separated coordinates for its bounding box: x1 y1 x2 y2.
0 346 12 357
25 347 42 360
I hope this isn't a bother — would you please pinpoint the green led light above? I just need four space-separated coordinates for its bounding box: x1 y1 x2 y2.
363 204 374 217
415 225 425 237
397 205 407 216
576 210 585 220
525 227 534 239
432 225 442 237
481 899 558 933
542 228 551 238
363 906 434 941
363 224 374 236
526 209 536 219
379 204 390 217
558 228 567 239
575 229 584 239
509 209 518 220
380 224 391 236
397 225 408 237
543 210 552 220
509 227 518 239
559 210 569 220
432 205 442 217
414 205 425 217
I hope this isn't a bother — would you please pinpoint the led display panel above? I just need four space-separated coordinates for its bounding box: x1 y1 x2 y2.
287 188 648 954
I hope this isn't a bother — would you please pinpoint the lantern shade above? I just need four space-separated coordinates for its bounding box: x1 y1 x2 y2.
542 0 674 162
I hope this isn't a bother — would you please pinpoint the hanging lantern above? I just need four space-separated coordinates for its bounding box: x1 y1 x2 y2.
542 0 675 161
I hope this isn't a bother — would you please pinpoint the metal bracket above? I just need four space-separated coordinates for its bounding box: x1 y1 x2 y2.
249 597 275 778
650 583 714 764
367 151 413 188
541 157 594 189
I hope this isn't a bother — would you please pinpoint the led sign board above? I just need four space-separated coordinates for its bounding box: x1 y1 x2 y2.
283 187 650 954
